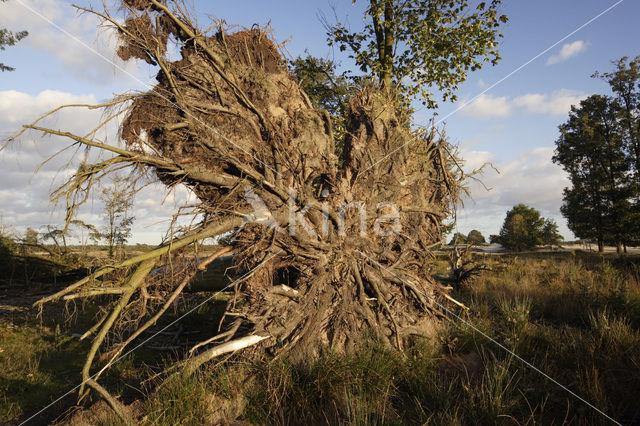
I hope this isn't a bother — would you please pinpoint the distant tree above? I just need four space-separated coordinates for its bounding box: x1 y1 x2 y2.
466 229 486 245
0 0 28 72
489 234 500 244
540 219 563 248
448 232 467 246
100 177 135 258
553 95 632 252
20 227 39 254
497 204 545 251
0 228 16 257
70 219 101 248
41 225 69 253
24 227 38 246
440 221 456 241
0 227 16 274
326 0 508 108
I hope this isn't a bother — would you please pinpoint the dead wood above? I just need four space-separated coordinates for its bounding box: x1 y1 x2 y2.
5 0 469 415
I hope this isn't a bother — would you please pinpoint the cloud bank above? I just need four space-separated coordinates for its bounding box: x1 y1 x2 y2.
456 147 572 239
0 89 197 244
461 89 587 119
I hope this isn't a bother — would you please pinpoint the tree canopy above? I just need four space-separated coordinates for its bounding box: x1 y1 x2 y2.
326 0 507 109
540 219 563 248
593 56 640 177
447 229 485 246
496 204 559 251
448 232 467 245
466 229 486 245
553 57 640 251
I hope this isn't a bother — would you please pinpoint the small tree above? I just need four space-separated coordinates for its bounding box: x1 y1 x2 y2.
326 0 508 108
448 232 467 246
0 228 16 257
41 225 69 253
0 227 16 277
100 177 135 258
466 229 486 245
540 219 563 249
24 227 38 245
20 227 39 254
497 204 545 251
70 219 101 249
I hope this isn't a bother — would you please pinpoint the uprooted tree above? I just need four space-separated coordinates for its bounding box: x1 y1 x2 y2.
4 0 506 418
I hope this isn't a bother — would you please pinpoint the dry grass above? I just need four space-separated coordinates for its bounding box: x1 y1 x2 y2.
194 251 639 424
3 251 640 424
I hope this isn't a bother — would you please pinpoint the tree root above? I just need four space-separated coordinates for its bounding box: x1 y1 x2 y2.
80 259 157 397
34 218 241 308
183 335 271 376
85 379 131 423
10 0 468 417
94 247 233 382
189 318 243 354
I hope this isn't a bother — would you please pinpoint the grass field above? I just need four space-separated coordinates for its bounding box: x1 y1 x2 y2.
2 250 639 424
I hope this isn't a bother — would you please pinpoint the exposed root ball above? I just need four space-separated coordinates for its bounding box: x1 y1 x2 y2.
24 0 466 414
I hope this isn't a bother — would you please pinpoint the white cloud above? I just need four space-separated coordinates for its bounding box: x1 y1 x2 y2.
513 89 587 116
0 89 96 125
546 40 588 65
461 89 587 119
0 0 148 85
0 89 195 244
455 147 573 239
460 94 512 118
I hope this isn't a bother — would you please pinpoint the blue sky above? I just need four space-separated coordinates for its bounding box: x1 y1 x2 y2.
1 0 638 243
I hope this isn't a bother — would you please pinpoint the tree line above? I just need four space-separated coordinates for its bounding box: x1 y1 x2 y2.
553 56 640 252
447 204 563 251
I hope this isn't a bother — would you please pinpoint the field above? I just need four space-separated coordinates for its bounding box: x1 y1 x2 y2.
1 249 639 424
